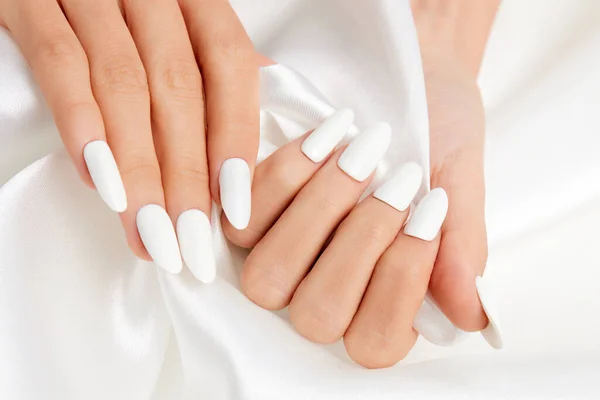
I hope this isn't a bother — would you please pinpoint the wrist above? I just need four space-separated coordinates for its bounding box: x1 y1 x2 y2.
410 0 500 77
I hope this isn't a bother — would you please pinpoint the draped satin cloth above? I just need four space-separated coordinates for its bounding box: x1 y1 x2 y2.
1 0 600 399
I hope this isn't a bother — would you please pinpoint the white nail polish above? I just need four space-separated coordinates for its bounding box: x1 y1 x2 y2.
337 122 392 182
83 140 127 213
404 188 448 241
136 204 182 274
374 162 423 212
177 209 216 283
414 293 468 346
220 158 251 230
476 276 504 349
301 109 354 163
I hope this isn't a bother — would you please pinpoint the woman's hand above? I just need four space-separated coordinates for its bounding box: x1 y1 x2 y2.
0 0 259 280
221 2 502 367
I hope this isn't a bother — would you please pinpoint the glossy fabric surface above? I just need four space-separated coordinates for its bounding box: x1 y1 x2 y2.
1 0 600 398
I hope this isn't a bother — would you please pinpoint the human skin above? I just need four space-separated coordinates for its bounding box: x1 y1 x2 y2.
0 0 260 277
222 0 502 367
1 0 501 368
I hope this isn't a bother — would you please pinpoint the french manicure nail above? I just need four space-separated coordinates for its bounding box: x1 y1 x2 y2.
414 293 468 346
177 209 216 283
404 188 448 241
337 122 392 182
220 158 251 230
301 108 354 163
83 140 127 213
374 162 423 212
136 204 182 274
476 276 504 349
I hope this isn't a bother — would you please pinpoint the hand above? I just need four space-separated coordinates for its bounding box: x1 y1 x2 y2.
221 52 495 368
0 0 259 281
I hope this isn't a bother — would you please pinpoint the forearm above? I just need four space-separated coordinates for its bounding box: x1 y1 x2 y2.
411 0 501 77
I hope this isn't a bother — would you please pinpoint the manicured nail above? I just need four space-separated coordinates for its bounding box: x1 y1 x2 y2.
404 188 448 241
220 158 251 230
177 209 216 283
476 276 504 349
83 140 127 213
301 109 354 163
337 122 392 182
414 293 468 346
374 162 423 212
136 204 182 274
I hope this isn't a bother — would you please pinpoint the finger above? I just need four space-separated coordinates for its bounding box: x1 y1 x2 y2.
61 0 181 273
344 189 447 368
122 0 213 282
242 123 391 310
289 163 423 344
181 0 259 230
5 2 127 212
430 152 502 347
222 109 354 248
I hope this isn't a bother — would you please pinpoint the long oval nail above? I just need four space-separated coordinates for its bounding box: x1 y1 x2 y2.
374 162 423 212
219 158 252 230
404 188 448 241
414 293 468 346
83 140 127 213
337 122 392 182
301 108 354 163
177 209 216 283
476 276 504 349
136 204 182 274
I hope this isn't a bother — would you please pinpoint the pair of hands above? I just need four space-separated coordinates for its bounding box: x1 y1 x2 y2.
1 0 498 367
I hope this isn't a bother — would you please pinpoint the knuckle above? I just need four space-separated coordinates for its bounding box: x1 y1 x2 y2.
54 99 97 126
344 328 410 369
157 58 203 98
378 255 423 290
61 99 97 116
263 155 304 193
356 218 390 245
35 35 84 67
96 56 149 96
212 30 254 62
119 156 161 183
166 155 210 187
314 192 344 215
289 299 346 344
241 254 292 310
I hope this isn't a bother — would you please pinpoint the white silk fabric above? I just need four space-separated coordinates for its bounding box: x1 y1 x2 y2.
2 0 600 399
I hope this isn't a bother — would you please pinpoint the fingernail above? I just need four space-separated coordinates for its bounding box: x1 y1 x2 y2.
83 140 127 213
337 122 392 182
177 209 216 283
374 162 423 212
404 188 448 241
301 109 354 163
136 204 182 274
220 158 251 230
414 293 468 346
476 276 504 349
